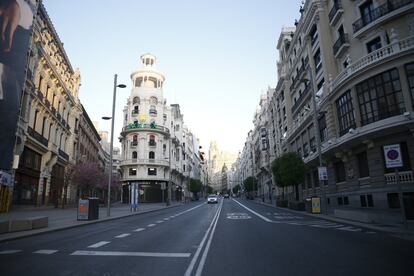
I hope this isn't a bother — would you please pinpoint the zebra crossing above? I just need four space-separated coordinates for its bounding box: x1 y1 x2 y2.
266 212 375 233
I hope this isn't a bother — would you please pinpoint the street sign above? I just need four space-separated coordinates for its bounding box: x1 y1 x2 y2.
318 166 328 181
383 144 403 168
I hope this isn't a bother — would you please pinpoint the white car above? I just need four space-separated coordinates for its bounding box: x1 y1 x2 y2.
207 194 218 204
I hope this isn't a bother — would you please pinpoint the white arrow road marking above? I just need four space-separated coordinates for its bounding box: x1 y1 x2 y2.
0 250 22 254
33 250 58 254
71 250 190 257
88 241 110 248
115 233 131 238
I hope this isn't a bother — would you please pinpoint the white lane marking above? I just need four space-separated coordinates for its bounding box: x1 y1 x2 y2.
163 218 170 221
185 202 222 276
88 241 111 248
115 233 131 238
156 220 164 224
147 224 156 227
0 250 22 254
133 228 145 232
232 199 272 222
33 250 58 255
71 250 190 257
337 226 361 232
309 224 344 228
195 203 223 276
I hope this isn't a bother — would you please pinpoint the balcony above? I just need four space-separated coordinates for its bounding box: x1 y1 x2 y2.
120 159 169 167
37 90 43 101
353 0 414 34
385 170 413 185
149 141 157 147
131 141 138 147
59 149 69 160
333 34 350 58
291 85 311 114
122 123 170 135
131 110 139 117
28 126 48 147
328 1 343 25
332 36 414 91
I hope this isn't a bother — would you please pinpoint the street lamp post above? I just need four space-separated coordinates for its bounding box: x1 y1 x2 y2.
301 38 328 214
103 74 126 217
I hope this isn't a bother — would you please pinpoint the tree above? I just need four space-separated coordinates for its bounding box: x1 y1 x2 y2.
271 152 306 200
232 184 241 194
243 176 255 193
206 185 213 194
71 162 104 198
189 178 202 199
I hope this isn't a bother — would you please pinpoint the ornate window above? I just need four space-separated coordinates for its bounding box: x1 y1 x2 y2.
149 135 156 147
148 168 157 176
132 151 137 159
336 90 356 136
149 151 155 159
356 68 404 126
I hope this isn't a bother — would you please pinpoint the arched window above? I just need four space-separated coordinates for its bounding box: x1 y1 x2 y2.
150 96 158 105
149 151 155 159
132 151 137 159
133 135 138 142
134 78 142 87
133 96 140 104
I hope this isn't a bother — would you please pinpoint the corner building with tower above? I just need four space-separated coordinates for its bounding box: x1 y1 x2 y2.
120 54 206 203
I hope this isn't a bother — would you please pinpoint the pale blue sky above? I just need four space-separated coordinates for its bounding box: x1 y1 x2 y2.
43 0 301 153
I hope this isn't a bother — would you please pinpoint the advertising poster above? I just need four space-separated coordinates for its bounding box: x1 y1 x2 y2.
0 0 38 170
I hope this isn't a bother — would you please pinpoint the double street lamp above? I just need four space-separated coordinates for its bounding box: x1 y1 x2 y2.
102 74 126 217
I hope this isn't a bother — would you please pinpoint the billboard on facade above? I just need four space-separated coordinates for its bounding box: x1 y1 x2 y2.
0 0 37 170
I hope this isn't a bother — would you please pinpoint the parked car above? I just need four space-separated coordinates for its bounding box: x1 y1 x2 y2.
224 194 229 199
207 194 218 204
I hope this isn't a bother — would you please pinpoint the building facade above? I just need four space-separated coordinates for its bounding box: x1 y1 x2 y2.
13 3 82 207
235 0 414 223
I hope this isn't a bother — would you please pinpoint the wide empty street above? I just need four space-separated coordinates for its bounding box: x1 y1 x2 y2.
0 199 413 276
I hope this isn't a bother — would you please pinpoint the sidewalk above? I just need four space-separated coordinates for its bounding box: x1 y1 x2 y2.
0 202 182 242
251 198 414 241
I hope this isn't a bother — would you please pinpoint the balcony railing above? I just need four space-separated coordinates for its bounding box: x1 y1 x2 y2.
120 159 169 166
333 34 349 56
51 107 56 114
353 0 413 33
291 85 311 114
37 90 43 101
28 126 48 147
385 170 413 185
123 123 170 134
149 141 157 147
131 141 138 147
332 36 414 91
328 0 343 24
59 149 69 160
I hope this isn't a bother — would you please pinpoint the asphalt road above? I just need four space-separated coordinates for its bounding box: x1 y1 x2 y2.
0 198 413 276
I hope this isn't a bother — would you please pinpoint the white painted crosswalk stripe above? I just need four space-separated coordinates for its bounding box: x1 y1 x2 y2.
133 228 145 232
148 224 156 227
115 233 131 238
0 250 22 254
88 241 110 248
337 226 361 232
156 220 164 223
33 250 58 255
